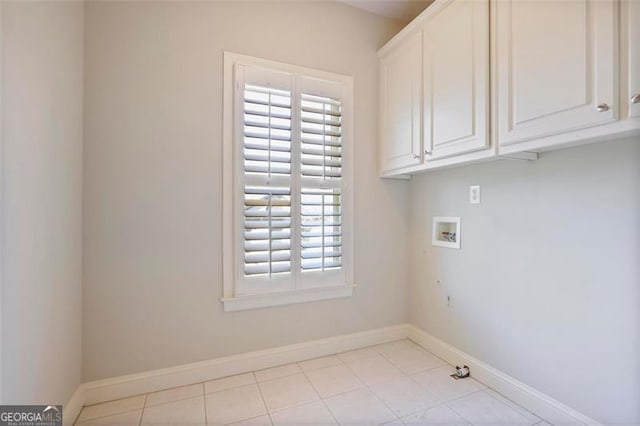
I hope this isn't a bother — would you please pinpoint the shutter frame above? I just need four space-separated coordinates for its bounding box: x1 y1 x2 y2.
224 52 353 305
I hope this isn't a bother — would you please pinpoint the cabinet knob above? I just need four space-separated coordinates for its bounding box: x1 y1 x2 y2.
596 103 610 112
412 153 420 160
631 93 640 104
424 149 432 156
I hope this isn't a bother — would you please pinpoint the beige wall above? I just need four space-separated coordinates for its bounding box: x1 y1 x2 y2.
1 1 84 404
409 138 640 424
83 1 408 381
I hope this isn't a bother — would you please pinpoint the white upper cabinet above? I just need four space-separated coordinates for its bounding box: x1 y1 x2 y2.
378 0 638 177
379 32 422 174
495 0 618 148
422 0 489 160
624 0 640 119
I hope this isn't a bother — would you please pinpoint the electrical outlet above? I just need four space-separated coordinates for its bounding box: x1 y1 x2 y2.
469 185 481 204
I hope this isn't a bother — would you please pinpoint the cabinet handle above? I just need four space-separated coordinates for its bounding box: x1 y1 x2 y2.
596 103 610 112
412 154 420 160
631 93 640 104
424 149 432 156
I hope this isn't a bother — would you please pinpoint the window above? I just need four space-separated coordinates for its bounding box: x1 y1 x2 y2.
222 52 354 311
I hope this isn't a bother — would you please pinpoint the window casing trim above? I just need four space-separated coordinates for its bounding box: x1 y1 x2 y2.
222 284 356 312
222 51 354 311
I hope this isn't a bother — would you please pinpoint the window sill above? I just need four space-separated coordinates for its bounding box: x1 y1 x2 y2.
221 284 355 312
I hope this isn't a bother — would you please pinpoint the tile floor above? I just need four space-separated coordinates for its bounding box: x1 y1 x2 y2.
74 340 554 426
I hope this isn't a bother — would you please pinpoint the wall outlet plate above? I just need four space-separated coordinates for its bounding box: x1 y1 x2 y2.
469 185 481 204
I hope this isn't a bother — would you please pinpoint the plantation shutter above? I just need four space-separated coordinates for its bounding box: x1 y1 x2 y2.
299 77 344 285
235 65 348 294
239 65 294 293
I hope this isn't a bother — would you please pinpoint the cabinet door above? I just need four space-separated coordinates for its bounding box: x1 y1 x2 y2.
496 0 618 147
626 0 640 118
379 33 422 173
423 0 489 160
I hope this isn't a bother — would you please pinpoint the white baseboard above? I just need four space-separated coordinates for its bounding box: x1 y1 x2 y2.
76 322 600 426
83 324 409 405
64 384 85 426
407 325 601 426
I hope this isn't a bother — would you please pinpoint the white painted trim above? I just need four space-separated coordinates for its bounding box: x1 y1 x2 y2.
67 323 602 426
380 138 500 178
497 119 640 155
222 284 355 312
82 324 409 405
64 384 85 426
222 51 355 310
222 51 235 309
499 151 539 161
407 325 602 426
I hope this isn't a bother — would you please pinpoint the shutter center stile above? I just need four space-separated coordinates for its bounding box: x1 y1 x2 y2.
267 89 273 279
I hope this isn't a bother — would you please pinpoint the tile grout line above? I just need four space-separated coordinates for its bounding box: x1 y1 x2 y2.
378 342 449 377
406 364 490 406
406 337 452 366
363 381 402 424
333 342 412 424
404 336 521 414
138 383 208 411
483 388 543 425
138 394 147 426
254 366 302 384
261 351 404 423
440 387 540 426
336 346 381 364
413 399 449 421
255 358 353 415
75 395 148 425
439 393 473 426
74 408 143 425
362 350 403 419
253 371 274 425
258 367 322 416
203 374 258 397
201 382 207 426
83 393 146 408
387 342 499 426
397 400 459 425
440 387 542 426
297 362 342 426
299 354 405 426
340 344 406 389
300 353 369 398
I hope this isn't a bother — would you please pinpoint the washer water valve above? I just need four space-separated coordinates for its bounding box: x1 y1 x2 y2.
451 365 470 380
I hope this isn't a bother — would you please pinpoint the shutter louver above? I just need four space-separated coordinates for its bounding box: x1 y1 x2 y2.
243 82 292 277
300 188 342 271
244 84 292 176
301 93 342 179
299 90 343 273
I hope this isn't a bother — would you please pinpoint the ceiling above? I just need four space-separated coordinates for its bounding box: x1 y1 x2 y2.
339 0 433 23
